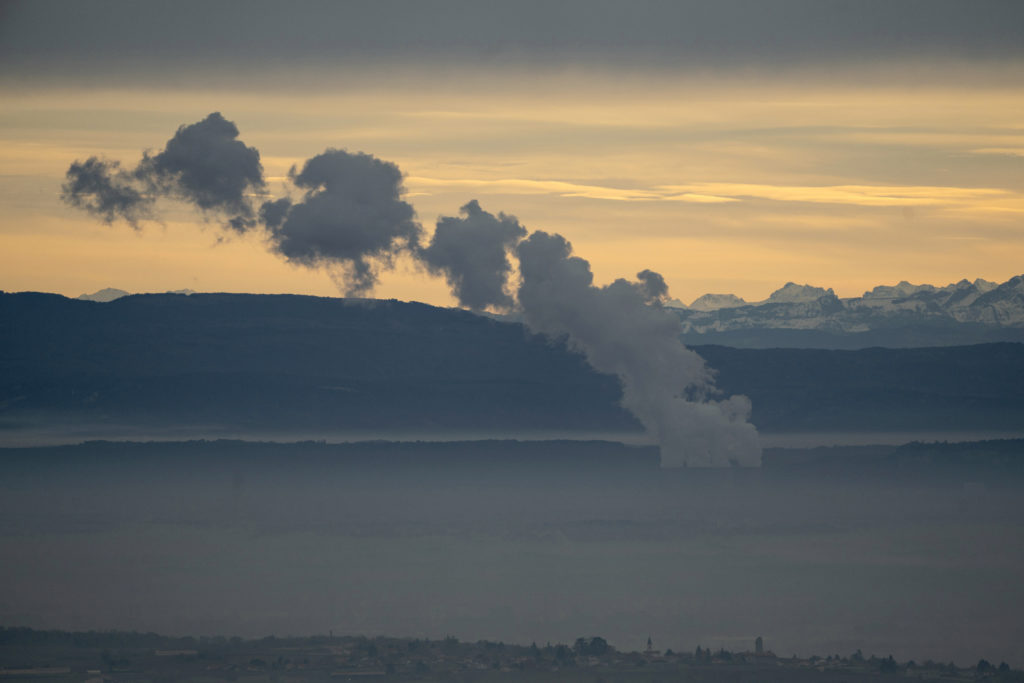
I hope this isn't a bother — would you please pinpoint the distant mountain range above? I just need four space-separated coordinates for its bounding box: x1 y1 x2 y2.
2 291 1023 437
668 274 1024 348
77 275 1024 348
77 287 195 302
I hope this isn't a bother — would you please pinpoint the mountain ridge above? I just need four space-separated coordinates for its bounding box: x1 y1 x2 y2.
668 273 1024 347
2 291 1023 436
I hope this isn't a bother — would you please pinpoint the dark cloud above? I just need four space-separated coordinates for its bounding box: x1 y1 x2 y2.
62 116 421 296
139 112 265 231
61 157 153 228
636 269 669 304
258 197 292 230
515 231 760 467
263 149 422 295
62 112 264 231
419 200 527 312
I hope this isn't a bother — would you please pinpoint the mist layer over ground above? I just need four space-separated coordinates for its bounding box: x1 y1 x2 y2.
1 440 1022 667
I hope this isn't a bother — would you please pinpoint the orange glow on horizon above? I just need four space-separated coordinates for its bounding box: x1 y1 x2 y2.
3 72 1023 307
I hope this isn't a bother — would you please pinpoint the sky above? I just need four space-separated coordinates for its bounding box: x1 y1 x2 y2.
2 0 1024 306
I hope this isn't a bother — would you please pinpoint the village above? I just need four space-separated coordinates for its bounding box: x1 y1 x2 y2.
2 628 1022 683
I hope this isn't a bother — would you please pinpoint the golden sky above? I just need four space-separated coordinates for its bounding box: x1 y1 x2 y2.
2 2 1023 306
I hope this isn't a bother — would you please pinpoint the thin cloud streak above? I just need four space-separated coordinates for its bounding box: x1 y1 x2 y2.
406 177 664 202
660 183 1013 207
409 176 1016 209
971 147 1024 157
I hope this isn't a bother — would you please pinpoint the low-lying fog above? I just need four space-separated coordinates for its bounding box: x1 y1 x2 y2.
1 439 1022 667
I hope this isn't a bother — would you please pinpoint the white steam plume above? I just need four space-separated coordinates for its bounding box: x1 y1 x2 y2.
63 113 761 467
515 230 760 467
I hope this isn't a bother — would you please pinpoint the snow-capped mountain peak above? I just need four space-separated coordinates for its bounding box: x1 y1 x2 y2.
688 293 747 311
77 288 130 302
862 281 935 300
671 273 1024 346
765 282 835 304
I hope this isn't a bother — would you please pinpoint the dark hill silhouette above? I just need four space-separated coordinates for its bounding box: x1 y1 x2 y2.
694 343 1024 432
0 292 634 432
2 291 1023 435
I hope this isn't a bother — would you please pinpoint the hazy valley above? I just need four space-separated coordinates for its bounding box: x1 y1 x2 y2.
2 292 1023 669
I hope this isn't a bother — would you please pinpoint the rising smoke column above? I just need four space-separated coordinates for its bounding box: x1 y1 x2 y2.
514 231 761 467
421 201 760 466
62 112 760 466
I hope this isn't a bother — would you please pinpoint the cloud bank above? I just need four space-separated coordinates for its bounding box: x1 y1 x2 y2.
7 1 1024 87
